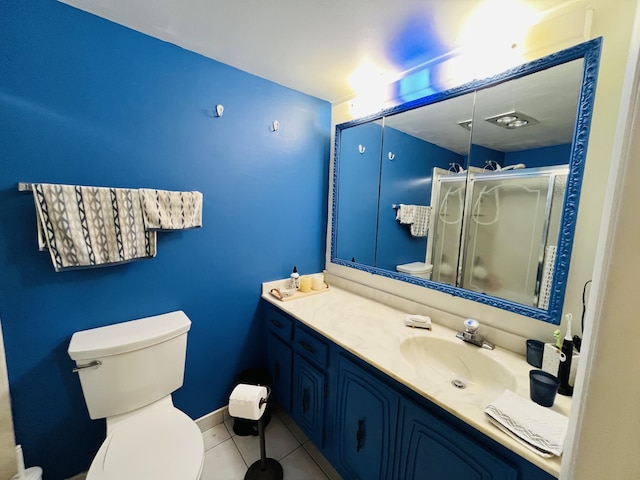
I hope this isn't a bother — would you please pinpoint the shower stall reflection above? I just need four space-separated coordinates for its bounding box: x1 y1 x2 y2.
428 165 568 308
428 169 467 286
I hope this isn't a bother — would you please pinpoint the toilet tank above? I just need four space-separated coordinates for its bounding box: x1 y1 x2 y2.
68 311 191 420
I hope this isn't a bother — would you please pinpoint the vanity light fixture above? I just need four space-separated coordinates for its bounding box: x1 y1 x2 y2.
485 111 539 129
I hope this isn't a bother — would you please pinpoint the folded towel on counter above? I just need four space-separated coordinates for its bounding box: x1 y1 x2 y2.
32 184 157 271
410 205 431 237
484 390 568 457
139 188 203 230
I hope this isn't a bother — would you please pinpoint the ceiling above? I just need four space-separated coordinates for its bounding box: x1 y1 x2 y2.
384 58 583 154
57 0 564 104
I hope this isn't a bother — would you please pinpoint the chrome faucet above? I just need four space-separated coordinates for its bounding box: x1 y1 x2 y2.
456 319 495 350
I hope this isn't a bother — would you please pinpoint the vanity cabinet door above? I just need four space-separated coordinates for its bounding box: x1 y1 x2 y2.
266 332 293 413
397 399 517 480
291 354 326 447
334 353 399 480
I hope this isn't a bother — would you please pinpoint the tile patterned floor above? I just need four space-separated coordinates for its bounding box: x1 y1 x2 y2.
200 409 342 480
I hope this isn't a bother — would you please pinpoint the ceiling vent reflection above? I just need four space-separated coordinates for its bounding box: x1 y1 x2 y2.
485 110 539 129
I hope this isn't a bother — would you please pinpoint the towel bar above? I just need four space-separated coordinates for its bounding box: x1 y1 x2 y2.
17 182 33 192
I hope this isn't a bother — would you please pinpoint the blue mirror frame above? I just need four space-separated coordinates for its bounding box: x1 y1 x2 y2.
331 38 602 325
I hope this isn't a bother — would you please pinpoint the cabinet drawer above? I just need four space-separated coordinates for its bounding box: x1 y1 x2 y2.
265 307 293 340
294 325 329 368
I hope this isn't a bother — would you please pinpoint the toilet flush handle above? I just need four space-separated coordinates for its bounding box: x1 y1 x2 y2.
72 360 102 373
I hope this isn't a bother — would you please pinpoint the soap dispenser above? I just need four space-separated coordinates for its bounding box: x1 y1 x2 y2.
557 313 574 396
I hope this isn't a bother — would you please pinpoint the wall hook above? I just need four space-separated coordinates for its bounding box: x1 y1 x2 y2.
358 144 366 154
271 120 280 132
215 104 224 117
388 152 395 161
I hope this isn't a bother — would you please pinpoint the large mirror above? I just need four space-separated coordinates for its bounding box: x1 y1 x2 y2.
331 39 602 324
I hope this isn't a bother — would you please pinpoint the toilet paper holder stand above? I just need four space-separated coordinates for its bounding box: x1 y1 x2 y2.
232 385 283 480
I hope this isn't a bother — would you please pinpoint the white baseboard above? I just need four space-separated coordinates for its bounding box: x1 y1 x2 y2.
66 473 87 480
194 405 228 432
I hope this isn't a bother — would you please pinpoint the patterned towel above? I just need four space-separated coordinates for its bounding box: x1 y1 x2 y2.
396 204 416 224
410 206 431 237
484 390 568 457
139 189 203 230
537 246 557 309
33 184 157 271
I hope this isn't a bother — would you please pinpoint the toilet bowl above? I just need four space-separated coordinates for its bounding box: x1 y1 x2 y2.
396 261 433 279
87 397 203 480
68 311 204 480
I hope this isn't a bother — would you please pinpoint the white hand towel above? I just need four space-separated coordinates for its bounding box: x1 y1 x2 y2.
139 188 203 230
484 390 568 457
33 184 157 271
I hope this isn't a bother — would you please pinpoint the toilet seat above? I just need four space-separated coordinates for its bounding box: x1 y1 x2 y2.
87 405 204 480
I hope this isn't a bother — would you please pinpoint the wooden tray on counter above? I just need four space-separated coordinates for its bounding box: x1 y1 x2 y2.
269 284 329 302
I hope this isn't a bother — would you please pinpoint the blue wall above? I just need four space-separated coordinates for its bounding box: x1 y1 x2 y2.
376 127 462 271
468 144 571 169
335 124 462 271
0 2 330 479
335 122 383 265
505 144 571 168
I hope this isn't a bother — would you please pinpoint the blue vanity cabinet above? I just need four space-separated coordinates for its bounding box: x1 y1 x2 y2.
291 354 326 447
265 306 294 412
332 352 399 480
266 333 293 412
396 398 518 480
290 323 330 448
263 302 557 480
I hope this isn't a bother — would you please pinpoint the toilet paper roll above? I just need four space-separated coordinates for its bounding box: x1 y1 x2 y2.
228 384 268 420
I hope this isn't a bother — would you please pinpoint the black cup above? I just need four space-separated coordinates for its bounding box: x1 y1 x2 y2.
526 339 544 368
529 370 560 407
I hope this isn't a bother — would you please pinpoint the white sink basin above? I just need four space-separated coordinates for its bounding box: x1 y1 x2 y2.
400 336 517 400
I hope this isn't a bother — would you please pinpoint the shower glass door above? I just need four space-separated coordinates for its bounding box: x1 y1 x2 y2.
460 168 567 307
429 172 467 286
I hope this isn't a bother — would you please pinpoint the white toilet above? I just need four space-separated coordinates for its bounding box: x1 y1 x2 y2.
67 311 204 480
396 261 433 279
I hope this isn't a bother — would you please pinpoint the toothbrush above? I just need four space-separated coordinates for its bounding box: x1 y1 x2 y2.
558 313 575 396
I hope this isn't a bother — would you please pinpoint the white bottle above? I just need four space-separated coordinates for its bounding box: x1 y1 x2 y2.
289 266 300 290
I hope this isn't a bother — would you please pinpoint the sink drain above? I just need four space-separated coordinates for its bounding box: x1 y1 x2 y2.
451 379 466 389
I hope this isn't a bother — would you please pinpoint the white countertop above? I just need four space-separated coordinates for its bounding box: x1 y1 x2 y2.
262 280 571 478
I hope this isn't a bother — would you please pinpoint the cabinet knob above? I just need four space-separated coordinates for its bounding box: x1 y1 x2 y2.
302 388 310 413
299 340 316 354
269 318 283 328
356 419 365 452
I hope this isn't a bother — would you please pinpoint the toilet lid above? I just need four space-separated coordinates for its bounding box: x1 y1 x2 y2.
87 407 204 480
397 262 433 274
